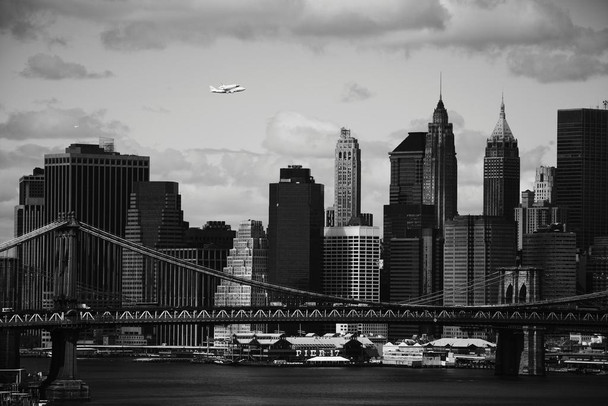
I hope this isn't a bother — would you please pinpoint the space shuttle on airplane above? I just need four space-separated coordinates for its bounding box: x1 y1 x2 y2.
210 83 246 94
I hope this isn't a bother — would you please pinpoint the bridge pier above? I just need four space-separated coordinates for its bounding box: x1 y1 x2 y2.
0 330 19 369
41 328 90 402
495 326 545 376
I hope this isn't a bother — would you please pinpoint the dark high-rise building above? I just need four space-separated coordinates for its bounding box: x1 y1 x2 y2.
14 168 47 311
383 90 458 340
484 98 520 221
443 215 517 339
44 141 150 308
522 224 576 300
556 108 608 253
333 127 361 227
423 95 457 231
268 165 324 303
122 181 187 307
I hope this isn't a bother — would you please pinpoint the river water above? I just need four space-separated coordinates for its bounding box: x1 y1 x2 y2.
21 358 608 405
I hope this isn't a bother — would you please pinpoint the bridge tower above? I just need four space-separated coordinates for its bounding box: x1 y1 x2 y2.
40 216 90 401
495 266 545 376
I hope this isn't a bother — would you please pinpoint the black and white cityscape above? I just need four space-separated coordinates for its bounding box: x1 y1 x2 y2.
1 1 608 405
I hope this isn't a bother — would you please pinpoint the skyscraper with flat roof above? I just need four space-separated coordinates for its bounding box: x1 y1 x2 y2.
443 215 517 338
522 224 576 300
44 141 150 308
333 127 361 227
268 165 324 303
556 108 608 253
483 98 520 221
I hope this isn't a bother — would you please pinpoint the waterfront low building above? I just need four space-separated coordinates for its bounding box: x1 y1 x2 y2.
229 333 379 363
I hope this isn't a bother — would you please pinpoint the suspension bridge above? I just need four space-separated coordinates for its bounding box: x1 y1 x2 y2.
1 216 607 401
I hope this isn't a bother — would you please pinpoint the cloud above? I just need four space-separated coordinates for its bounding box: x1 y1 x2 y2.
262 111 338 158
341 82 373 103
507 50 608 83
0 0 50 41
20 53 114 80
0 106 128 141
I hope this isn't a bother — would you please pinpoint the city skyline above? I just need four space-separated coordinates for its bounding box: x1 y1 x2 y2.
1 0 608 242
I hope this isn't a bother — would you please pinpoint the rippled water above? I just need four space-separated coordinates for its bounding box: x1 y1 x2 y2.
21 358 608 405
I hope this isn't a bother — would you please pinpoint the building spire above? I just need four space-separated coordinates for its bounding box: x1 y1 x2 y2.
500 93 506 120
439 72 442 101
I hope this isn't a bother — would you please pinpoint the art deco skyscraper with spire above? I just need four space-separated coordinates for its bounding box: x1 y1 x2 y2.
333 127 361 227
423 91 458 231
483 97 520 221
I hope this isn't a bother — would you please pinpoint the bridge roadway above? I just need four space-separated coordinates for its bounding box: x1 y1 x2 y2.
2 304 607 332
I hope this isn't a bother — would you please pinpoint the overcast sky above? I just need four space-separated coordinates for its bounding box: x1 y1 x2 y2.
1 0 607 243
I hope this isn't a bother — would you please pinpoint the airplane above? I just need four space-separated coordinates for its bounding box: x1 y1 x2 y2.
210 83 246 94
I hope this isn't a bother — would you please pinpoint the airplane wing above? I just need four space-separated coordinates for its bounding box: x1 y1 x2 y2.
210 86 227 93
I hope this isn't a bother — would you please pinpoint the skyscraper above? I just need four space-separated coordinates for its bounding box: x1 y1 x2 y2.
534 166 555 204
382 90 458 341
443 215 517 338
14 168 47 311
214 219 268 344
333 127 361 227
483 97 520 221
323 225 386 337
423 95 457 231
268 165 324 303
44 141 150 308
521 224 576 300
122 181 187 307
514 190 565 250
556 108 608 253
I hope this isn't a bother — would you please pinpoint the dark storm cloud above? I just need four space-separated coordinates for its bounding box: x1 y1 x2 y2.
20 54 114 80
341 82 373 103
0 0 49 40
507 50 608 83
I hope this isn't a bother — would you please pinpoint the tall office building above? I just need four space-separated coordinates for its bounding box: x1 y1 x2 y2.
268 165 324 303
214 220 268 344
443 215 517 338
521 224 576 300
323 226 386 337
483 97 520 221
122 182 187 306
556 108 608 252
382 90 458 341
588 237 608 304
423 95 457 232
44 141 150 308
333 127 361 227
14 168 47 311
534 166 555 204
0 257 19 368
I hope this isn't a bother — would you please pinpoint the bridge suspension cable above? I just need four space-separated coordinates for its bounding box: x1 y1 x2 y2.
0 219 70 253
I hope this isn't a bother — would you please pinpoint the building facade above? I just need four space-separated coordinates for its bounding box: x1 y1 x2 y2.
514 190 566 250
333 127 361 227
443 215 517 338
534 166 555 204
483 98 520 221
268 165 324 303
521 224 577 300
44 141 150 309
556 108 608 253
423 96 457 232
323 226 386 337
214 220 268 344
14 168 47 312
122 181 187 307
